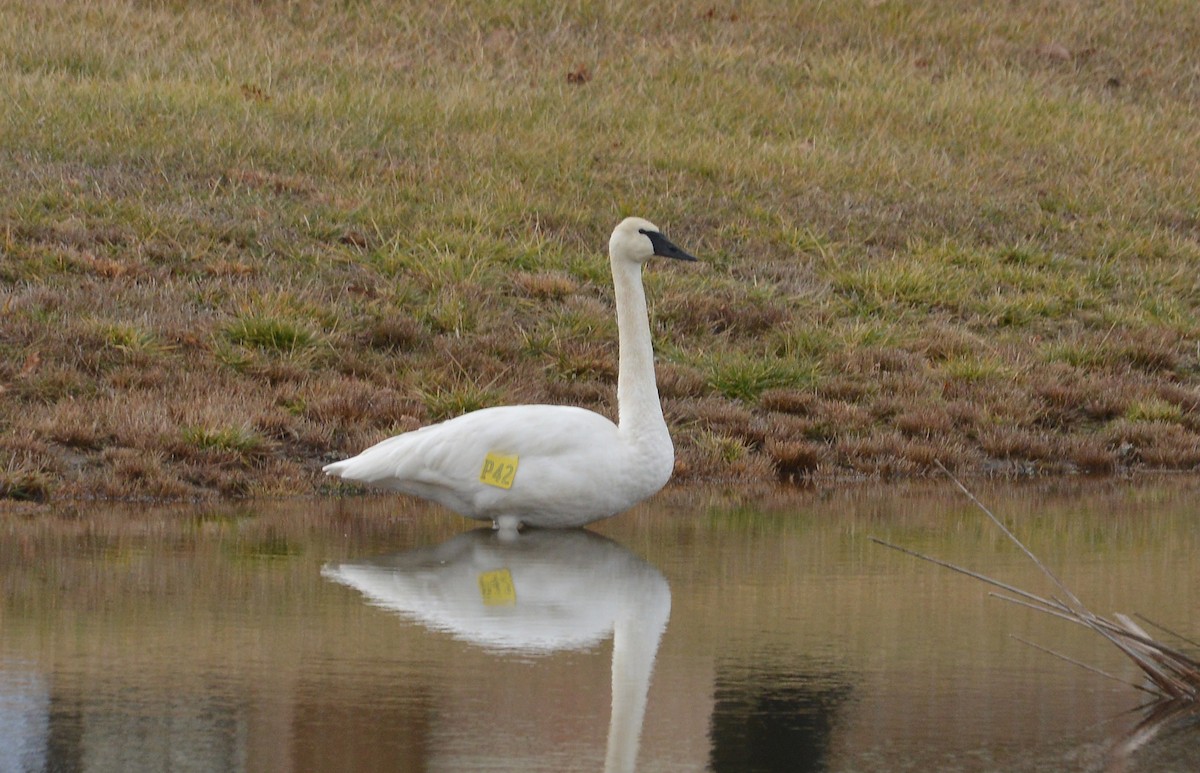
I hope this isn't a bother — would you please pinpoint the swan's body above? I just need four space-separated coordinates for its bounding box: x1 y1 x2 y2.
323 217 696 528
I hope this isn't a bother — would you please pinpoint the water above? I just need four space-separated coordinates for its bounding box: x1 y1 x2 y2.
2 481 1198 772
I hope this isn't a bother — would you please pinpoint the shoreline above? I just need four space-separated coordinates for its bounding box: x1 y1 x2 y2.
5 467 1200 516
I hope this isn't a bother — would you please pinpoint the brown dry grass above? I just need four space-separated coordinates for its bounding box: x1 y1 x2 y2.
1 0 1199 503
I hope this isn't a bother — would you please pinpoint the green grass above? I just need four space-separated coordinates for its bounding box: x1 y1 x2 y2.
98 321 172 358
418 382 505 423
695 430 751 464
223 315 319 354
1125 399 1184 424
181 425 267 457
938 354 1013 384
696 350 820 403
2 0 1199 501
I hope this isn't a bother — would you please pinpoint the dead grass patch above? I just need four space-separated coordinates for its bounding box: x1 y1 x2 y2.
659 289 789 338
655 363 708 400
854 347 926 376
759 388 817 416
548 340 618 383
303 379 425 428
894 404 955 439
817 376 877 403
913 323 981 362
805 400 874 441
101 447 193 500
512 271 578 300
1138 432 1200 471
945 400 986 430
672 397 767 450
765 438 824 482
1154 383 1200 415
1117 331 1184 374
979 427 1057 462
673 429 776 481
1106 421 1200 470
0 456 55 502
834 432 924 477
362 316 425 352
1065 437 1119 474
1035 374 1133 424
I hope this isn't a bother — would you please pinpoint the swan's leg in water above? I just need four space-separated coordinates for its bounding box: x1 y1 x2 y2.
493 515 523 536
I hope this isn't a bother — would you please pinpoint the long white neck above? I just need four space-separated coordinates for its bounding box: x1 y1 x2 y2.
611 257 667 441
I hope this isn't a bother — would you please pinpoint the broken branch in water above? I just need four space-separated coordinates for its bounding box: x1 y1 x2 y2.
871 462 1200 702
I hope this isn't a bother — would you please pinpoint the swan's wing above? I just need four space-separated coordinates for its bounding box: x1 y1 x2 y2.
323 404 618 491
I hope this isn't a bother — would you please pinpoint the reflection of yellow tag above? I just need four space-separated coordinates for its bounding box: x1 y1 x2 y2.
479 451 518 489
478 568 516 606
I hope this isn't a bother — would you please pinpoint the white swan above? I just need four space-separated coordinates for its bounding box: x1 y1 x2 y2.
323 217 697 529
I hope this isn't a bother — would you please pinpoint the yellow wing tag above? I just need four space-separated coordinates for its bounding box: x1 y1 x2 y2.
478 568 516 606
479 451 518 489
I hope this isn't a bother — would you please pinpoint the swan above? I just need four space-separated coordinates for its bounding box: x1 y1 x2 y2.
322 217 697 529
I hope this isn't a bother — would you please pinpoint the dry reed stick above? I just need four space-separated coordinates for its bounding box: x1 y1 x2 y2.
871 462 1200 702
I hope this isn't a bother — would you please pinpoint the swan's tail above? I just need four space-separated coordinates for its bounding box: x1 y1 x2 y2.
322 459 350 477
320 432 418 484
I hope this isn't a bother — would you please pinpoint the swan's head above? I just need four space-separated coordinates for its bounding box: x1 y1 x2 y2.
609 217 697 265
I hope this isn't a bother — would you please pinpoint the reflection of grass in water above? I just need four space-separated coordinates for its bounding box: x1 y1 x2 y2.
683 479 1200 574
230 532 303 560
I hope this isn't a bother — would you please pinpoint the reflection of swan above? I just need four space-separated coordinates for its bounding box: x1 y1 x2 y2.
0 668 48 773
323 528 671 773
322 217 697 530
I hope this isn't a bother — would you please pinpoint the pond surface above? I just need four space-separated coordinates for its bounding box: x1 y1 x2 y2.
2 480 1199 773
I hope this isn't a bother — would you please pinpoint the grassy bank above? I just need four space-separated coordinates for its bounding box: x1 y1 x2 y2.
2 0 1199 503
